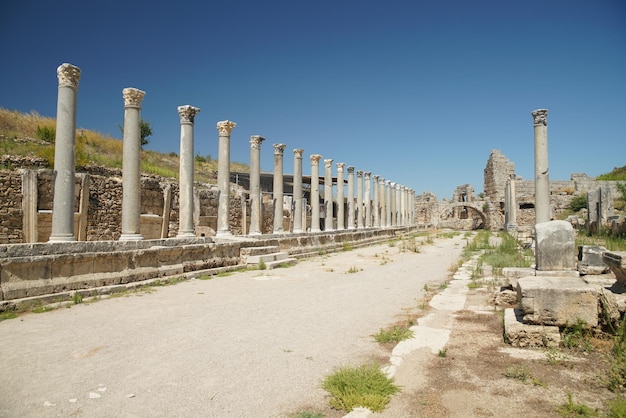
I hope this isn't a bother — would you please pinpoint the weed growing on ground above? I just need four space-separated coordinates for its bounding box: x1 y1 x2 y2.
321 363 400 412
292 412 324 418
342 242 354 252
347 266 359 274
0 311 18 322
562 319 594 352
556 392 597 417
374 325 414 344
197 275 214 280
467 280 482 289
258 260 267 270
605 397 626 417
503 365 534 383
438 348 448 358
72 292 83 304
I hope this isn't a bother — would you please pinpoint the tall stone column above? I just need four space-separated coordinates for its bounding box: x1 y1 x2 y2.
395 184 402 226
364 172 372 227
49 63 81 243
324 159 334 231
336 163 345 230
176 105 200 238
379 177 386 227
385 181 392 226
119 87 146 241
506 176 518 231
532 109 550 224
273 144 286 233
310 154 322 232
373 175 380 227
347 166 355 229
292 149 304 233
356 170 364 228
390 182 397 226
249 135 265 235
216 120 237 236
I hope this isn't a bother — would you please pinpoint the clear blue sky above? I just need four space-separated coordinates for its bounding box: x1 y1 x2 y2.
1 0 624 199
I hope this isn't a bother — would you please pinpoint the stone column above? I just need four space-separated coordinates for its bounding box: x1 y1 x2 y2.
49 63 81 243
292 149 304 233
324 159 334 231
506 176 518 231
532 108 550 224
176 105 200 237
249 135 265 235
216 120 237 236
356 170 364 228
363 172 371 227
400 185 406 226
310 154 322 232
119 87 146 241
336 163 345 230
396 184 402 226
385 180 391 227
273 143 286 233
373 175 380 227
347 166 355 229
390 182 397 226
379 177 386 227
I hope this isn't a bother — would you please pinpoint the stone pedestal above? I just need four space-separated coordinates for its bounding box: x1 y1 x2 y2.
177 105 200 238
119 87 146 241
49 63 81 243
535 220 576 271
532 109 550 224
310 155 322 232
216 120 236 236
249 136 265 235
273 144 286 233
336 163 345 230
292 149 304 233
324 159 334 231
347 166 355 229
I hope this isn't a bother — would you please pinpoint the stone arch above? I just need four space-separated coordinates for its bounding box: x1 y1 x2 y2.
439 202 488 230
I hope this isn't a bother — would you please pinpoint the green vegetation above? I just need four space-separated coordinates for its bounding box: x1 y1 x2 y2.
258 260 267 270
562 319 594 352
0 311 18 322
438 348 448 358
597 165 626 181
373 325 414 344
292 412 324 418
482 232 533 276
568 194 588 212
346 265 359 274
605 397 626 417
72 292 83 304
321 363 400 412
0 108 249 181
503 365 544 386
556 392 597 417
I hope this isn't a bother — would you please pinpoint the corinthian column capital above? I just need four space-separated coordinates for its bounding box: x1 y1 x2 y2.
57 63 81 88
293 148 304 158
310 154 322 163
177 105 200 124
364 171 371 179
336 162 345 171
273 143 286 155
347 166 355 174
250 135 265 149
532 109 548 126
217 120 236 136
324 158 333 169
122 88 146 108
356 170 363 177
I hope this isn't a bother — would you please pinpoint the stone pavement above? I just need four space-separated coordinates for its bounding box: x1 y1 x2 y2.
0 234 465 417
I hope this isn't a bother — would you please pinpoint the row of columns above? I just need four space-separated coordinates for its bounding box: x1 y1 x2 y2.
47 62 416 242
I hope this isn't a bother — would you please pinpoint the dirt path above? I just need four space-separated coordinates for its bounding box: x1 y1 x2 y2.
0 234 465 418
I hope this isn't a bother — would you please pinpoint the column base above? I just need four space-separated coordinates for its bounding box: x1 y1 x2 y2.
248 231 262 236
176 232 196 238
216 230 232 237
292 229 303 234
310 228 321 233
48 233 76 243
119 233 144 241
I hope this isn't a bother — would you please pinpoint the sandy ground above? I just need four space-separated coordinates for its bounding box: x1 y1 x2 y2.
0 234 465 418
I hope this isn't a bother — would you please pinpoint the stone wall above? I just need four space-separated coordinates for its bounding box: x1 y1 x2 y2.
0 170 23 244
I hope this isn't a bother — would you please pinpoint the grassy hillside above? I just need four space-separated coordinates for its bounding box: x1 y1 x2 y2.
597 165 626 181
0 108 249 183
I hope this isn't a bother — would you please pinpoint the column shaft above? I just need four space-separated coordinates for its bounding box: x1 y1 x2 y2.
120 87 146 241
373 175 380 227
336 163 345 230
310 155 322 232
177 105 200 237
273 144 286 233
216 120 236 236
293 149 304 233
533 109 550 224
324 159 334 231
49 63 81 242
356 171 364 228
347 167 355 229
249 136 264 235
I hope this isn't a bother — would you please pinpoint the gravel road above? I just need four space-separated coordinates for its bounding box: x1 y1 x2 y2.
0 234 465 418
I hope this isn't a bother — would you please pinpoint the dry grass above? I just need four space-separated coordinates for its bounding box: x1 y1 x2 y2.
0 108 248 181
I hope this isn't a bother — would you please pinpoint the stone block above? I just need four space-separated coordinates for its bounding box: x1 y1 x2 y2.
504 308 560 348
578 245 609 275
535 220 576 271
604 251 626 285
517 276 599 327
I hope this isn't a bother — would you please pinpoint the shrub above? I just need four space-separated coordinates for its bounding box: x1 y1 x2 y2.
568 194 588 212
36 125 55 143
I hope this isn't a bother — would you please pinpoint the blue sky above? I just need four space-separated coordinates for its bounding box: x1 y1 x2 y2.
1 0 624 199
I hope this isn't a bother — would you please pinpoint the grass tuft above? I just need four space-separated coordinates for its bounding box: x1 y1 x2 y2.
374 325 414 344
321 363 400 412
